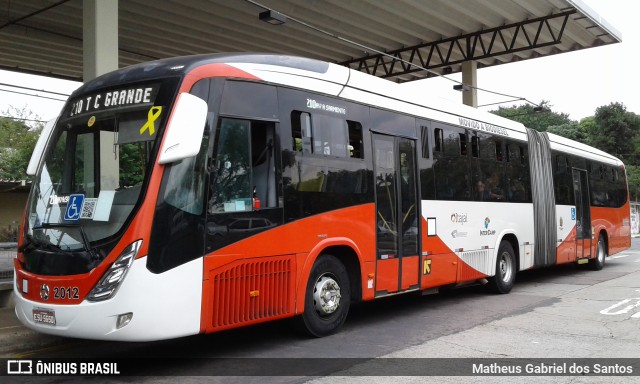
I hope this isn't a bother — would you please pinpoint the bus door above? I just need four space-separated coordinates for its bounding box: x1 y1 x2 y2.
372 133 420 295
572 168 592 260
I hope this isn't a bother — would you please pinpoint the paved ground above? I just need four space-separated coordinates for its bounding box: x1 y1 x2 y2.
2 241 640 383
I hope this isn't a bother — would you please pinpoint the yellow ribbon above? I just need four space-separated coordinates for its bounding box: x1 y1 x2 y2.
139 106 162 136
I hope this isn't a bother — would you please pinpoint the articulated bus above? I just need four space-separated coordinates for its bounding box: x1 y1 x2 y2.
14 54 630 341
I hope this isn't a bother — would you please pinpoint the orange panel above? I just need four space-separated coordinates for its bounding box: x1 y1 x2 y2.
203 255 296 333
592 203 631 256
556 227 577 264
401 256 419 290
421 254 458 289
420 216 458 289
376 258 399 294
201 204 377 328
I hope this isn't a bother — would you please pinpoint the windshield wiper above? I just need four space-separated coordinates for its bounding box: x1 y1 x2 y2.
32 223 98 259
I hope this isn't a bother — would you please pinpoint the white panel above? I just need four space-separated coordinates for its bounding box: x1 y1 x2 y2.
523 243 534 270
158 92 208 165
556 205 577 243
459 249 493 276
422 200 535 275
547 132 622 165
14 257 203 341
344 68 528 138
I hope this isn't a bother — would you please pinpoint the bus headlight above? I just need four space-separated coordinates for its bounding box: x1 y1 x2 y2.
86 240 142 302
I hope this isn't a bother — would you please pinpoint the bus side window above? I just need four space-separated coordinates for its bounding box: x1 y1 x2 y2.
209 118 278 213
459 133 467 156
292 111 312 154
312 114 348 157
348 120 364 159
433 125 470 201
495 140 503 161
421 126 429 159
471 135 479 158
434 128 443 153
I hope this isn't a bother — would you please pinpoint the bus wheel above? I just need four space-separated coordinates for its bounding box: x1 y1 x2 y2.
589 236 607 271
488 241 516 294
297 254 351 337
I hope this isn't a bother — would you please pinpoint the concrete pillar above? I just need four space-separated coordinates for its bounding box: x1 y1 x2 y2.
461 61 477 107
83 0 118 81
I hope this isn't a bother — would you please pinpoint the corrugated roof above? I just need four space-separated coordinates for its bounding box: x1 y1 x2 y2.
0 0 620 82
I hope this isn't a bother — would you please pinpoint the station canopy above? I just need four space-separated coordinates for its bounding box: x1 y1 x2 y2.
0 0 621 83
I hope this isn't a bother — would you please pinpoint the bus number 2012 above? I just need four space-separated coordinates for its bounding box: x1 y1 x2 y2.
54 287 80 300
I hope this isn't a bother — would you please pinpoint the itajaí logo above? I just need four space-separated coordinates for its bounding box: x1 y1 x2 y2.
451 213 468 225
480 217 495 236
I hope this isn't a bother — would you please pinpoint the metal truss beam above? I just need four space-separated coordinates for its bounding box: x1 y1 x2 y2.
339 10 576 81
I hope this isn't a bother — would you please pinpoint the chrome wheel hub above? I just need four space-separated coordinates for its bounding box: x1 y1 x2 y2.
499 252 513 282
313 275 341 316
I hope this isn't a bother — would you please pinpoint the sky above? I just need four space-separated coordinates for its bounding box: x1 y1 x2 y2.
401 0 638 121
0 0 637 123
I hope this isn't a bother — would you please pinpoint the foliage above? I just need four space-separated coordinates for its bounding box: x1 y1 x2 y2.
0 107 43 180
119 142 148 187
546 122 589 144
0 224 18 242
626 165 640 200
588 103 640 165
491 100 574 132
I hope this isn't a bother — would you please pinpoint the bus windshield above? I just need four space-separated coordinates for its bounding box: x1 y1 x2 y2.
23 80 176 275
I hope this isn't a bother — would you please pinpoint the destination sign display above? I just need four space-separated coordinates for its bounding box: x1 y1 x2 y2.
66 84 160 117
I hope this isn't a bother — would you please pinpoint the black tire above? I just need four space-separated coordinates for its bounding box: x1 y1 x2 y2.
487 241 516 294
589 235 607 271
296 254 351 337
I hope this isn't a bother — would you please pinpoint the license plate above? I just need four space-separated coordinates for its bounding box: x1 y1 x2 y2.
33 308 56 326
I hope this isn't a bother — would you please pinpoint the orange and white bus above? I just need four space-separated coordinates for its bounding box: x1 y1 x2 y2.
14 54 630 341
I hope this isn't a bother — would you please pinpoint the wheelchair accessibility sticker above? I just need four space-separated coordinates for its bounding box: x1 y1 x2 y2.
64 194 84 221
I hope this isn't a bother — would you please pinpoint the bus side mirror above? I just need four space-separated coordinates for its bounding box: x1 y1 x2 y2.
26 118 57 176
158 92 208 165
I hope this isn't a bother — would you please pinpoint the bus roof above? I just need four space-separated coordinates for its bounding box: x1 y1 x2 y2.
547 132 623 166
74 53 624 166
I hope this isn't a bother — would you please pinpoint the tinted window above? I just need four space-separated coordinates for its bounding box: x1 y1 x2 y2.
590 162 628 207
472 134 508 202
291 110 360 159
433 125 470 201
220 81 278 119
313 114 348 157
504 141 531 203
348 120 364 159
421 126 429 159
292 111 312 154
554 154 574 205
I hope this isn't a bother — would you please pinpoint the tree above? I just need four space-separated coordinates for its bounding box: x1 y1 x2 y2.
490 100 574 132
626 165 640 202
546 122 589 144
586 102 640 165
0 107 43 180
